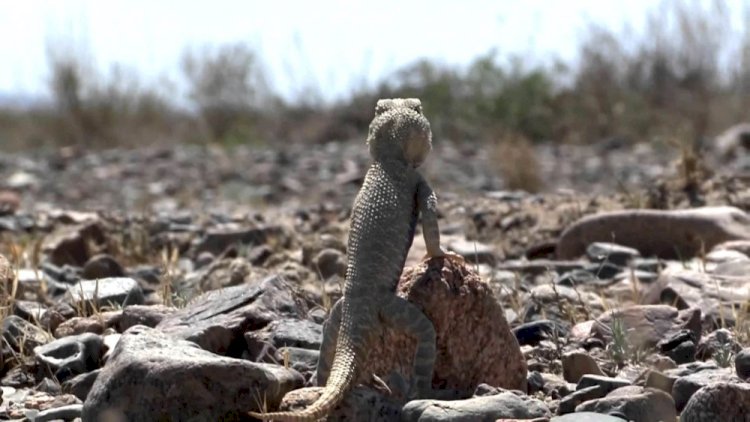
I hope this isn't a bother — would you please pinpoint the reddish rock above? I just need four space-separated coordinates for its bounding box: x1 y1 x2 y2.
369 257 527 394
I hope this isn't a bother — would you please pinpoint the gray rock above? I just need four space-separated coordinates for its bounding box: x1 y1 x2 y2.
157 275 304 354
671 367 739 411
586 242 641 266
81 254 126 280
562 351 604 383
558 385 603 414
274 347 319 379
312 248 347 280
681 381 750 422
590 305 701 352
576 375 631 395
34 333 103 382
447 239 499 265
12 300 48 322
82 325 303 421
551 413 627 422
575 386 676 422
401 391 550 421
735 348 750 380
496 259 585 276
193 225 284 255
2 315 52 355
117 304 175 331
66 277 144 310
246 319 323 356
42 221 107 267
33 403 83 422
61 369 100 400
644 370 676 394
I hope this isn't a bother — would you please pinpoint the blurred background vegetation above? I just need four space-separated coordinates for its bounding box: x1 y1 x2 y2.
0 0 748 151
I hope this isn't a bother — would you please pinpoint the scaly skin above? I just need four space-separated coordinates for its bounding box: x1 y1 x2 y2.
249 98 456 421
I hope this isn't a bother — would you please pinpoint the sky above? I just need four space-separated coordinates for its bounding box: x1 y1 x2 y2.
0 0 745 103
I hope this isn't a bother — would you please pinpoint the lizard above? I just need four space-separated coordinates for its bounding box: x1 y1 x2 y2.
249 98 461 421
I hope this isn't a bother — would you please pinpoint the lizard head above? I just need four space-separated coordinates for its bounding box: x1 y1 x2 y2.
367 98 432 167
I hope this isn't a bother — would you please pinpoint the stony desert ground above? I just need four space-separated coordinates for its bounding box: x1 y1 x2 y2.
1 127 750 421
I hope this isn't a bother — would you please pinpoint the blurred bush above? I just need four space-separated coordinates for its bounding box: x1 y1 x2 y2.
0 0 748 150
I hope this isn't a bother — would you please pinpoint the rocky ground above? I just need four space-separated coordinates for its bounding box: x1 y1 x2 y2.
1 126 750 421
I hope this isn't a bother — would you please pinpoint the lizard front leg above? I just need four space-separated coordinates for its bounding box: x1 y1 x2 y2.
416 177 465 264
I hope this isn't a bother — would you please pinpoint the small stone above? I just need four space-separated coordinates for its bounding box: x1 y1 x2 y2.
734 348 750 380
558 385 603 414
512 320 568 346
81 254 126 280
575 386 676 422
2 315 52 355
551 413 626 422
576 375 631 395
645 370 676 394
61 369 100 400
34 333 103 382
33 403 83 422
586 242 640 266
447 238 499 265
312 248 347 280
246 319 323 358
66 277 144 310
562 351 604 383
43 222 108 267
401 390 551 421
117 304 175 331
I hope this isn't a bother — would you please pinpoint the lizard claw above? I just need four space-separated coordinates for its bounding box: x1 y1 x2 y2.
421 250 465 265
370 373 393 396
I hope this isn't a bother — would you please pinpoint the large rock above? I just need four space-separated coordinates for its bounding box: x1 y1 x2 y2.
590 305 701 351
557 207 750 260
82 325 303 421
401 390 550 421
157 274 305 355
681 381 750 422
369 257 527 394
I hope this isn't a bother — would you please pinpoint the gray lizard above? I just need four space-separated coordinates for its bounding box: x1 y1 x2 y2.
249 98 460 421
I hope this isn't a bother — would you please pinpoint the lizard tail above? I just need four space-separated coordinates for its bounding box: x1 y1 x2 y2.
248 315 364 421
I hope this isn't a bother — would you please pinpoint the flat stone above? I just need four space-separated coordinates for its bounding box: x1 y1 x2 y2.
2 315 52 355
401 391 551 421
576 375 631 395
117 304 175 331
558 385 603 414
447 238 499 265
157 274 305 355
33 403 83 422
575 386 676 422
551 413 626 422
192 225 285 255
81 325 303 421
66 277 144 310
586 242 640 266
